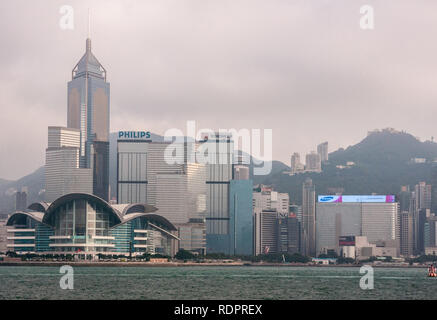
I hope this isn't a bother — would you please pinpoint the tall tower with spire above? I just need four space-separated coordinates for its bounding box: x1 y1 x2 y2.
67 33 110 200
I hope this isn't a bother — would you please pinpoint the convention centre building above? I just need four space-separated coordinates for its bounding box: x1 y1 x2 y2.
5 193 179 258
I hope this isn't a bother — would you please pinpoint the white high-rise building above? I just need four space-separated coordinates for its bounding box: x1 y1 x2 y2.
317 142 329 162
0 218 7 253
253 185 289 216
316 195 399 256
45 126 93 202
290 153 304 175
234 165 249 180
361 203 398 245
253 208 278 255
305 151 322 173
415 181 432 211
252 185 290 255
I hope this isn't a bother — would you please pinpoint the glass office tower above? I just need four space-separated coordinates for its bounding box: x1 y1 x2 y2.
117 139 207 254
67 38 110 200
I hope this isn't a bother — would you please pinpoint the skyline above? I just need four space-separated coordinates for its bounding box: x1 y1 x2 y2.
2 1 437 180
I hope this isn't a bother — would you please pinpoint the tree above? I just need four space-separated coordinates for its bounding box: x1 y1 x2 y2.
6 251 17 258
175 249 195 260
337 257 355 264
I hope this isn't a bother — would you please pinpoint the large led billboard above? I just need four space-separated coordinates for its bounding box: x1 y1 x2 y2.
339 236 356 246
317 195 395 203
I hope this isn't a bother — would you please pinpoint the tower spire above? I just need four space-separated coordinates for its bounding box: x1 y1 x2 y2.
86 8 91 51
88 8 91 38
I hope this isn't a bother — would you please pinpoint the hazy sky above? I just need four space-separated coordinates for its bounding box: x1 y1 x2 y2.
1 0 437 180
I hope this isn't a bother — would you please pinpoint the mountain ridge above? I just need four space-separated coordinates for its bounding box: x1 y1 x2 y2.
253 129 437 204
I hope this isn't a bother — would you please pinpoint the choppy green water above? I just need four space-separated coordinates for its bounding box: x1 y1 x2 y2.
0 266 435 300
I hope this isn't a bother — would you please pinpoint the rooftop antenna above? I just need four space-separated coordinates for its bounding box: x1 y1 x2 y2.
88 8 91 39
86 8 91 51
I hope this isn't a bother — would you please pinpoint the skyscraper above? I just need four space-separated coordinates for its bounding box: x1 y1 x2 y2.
234 165 250 180
229 179 253 255
415 182 432 211
252 185 290 255
0 218 7 254
413 182 432 254
302 178 316 256
424 214 437 253
397 185 411 213
117 138 207 254
400 211 414 257
253 209 278 255
252 185 289 216
68 37 110 200
276 214 300 255
431 163 437 214
361 202 399 247
305 152 321 173
316 195 399 256
15 187 27 211
290 152 304 175
45 126 93 202
317 142 329 162
199 133 234 252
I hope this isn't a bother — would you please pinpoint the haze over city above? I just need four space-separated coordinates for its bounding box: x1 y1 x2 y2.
1 0 437 180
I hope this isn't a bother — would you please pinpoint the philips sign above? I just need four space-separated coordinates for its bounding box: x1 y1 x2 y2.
118 131 151 139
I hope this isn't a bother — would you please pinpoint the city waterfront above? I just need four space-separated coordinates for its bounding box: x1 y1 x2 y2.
0 266 435 300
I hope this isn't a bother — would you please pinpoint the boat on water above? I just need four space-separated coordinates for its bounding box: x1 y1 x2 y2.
428 264 437 277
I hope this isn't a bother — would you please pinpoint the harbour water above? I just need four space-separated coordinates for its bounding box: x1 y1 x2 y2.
0 266 435 300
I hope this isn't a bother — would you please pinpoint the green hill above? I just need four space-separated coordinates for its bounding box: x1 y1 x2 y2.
254 130 437 204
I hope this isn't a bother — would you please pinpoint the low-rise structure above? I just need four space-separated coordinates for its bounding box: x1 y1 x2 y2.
6 193 179 258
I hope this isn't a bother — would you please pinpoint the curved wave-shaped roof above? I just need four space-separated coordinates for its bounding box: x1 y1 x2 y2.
27 202 49 212
116 213 176 231
8 193 174 231
42 193 123 226
123 204 158 215
6 211 45 226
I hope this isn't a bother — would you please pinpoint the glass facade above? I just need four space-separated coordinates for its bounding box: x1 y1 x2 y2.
206 180 253 255
68 38 110 200
117 141 207 253
204 139 233 236
117 143 148 203
46 198 118 253
6 194 177 257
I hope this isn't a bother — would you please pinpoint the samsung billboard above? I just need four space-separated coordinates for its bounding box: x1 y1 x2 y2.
317 195 395 203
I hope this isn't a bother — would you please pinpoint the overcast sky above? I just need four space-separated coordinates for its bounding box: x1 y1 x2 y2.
1 0 437 180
